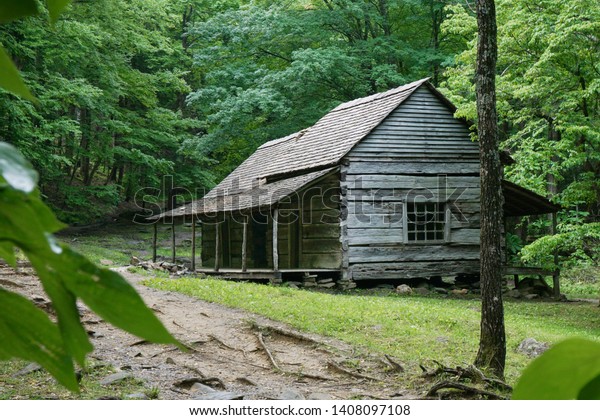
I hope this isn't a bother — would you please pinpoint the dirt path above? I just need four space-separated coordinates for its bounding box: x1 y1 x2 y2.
1 263 416 400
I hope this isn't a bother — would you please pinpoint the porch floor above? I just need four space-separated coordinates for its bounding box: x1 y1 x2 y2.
194 267 340 280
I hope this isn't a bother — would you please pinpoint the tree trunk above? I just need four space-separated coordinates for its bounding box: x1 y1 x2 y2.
430 0 441 86
80 108 92 185
474 0 506 378
547 120 560 300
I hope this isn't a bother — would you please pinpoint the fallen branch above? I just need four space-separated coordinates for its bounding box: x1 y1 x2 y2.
426 381 506 400
257 332 281 371
327 361 381 382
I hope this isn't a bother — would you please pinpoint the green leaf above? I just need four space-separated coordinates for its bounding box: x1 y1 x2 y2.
46 0 71 23
0 0 39 23
0 241 16 267
0 288 78 391
57 248 180 346
578 374 600 400
0 190 64 255
0 141 178 385
29 254 93 367
0 47 36 102
0 143 39 194
513 338 600 399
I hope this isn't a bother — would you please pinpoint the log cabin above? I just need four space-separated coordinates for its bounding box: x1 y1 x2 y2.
150 78 559 289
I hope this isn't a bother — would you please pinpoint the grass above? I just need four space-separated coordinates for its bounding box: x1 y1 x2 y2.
49 223 600 391
142 275 600 385
58 221 194 267
559 265 600 299
0 360 156 400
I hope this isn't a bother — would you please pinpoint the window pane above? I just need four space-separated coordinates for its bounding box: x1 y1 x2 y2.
406 202 445 243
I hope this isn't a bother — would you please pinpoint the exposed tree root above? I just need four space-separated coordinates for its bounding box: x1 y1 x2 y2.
327 361 381 382
209 334 237 351
257 332 282 371
255 332 332 381
421 361 511 392
253 323 330 349
426 381 506 400
421 361 512 399
382 354 405 373
292 371 332 381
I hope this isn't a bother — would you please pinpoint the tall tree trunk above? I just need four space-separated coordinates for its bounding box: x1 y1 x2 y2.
181 4 194 50
106 165 118 185
80 108 92 185
474 0 506 378
430 0 441 86
378 0 391 36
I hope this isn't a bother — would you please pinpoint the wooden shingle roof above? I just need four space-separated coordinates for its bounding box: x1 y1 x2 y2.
153 168 335 219
151 78 430 219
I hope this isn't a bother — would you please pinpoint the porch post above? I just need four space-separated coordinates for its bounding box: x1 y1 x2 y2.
272 206 279 276
171 222 176 263
191 217 196 272
152 222 157 263
214 221 221 272
241 215 248 272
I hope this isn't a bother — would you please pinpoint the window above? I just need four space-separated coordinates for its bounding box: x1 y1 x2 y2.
404 202 447 243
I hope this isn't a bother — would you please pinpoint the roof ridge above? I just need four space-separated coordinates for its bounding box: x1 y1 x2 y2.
330 77 430 113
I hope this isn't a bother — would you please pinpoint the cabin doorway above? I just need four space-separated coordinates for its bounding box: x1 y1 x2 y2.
288 210 301 268
219 217 231 267
251 213 269 268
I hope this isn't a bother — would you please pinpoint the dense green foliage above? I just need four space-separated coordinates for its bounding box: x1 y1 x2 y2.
1 0 598 266
185 0 466 179
442 0 600 268
1 0 465 222
0 2 178 392
0 0 208 222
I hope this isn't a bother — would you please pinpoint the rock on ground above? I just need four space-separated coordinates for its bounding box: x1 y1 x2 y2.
517 338 550 358
395 284 412 295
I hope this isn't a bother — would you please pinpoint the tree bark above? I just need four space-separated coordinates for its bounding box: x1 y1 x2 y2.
474 0 506 378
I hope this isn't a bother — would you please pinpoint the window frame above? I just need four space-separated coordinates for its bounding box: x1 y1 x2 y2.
402 200 451 245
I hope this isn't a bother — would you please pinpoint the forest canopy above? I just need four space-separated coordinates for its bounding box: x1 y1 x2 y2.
0 0 598 268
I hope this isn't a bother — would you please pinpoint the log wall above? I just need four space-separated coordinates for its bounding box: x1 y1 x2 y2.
343 85 481 280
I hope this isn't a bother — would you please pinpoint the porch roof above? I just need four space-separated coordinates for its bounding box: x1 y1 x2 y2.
502 180 561 217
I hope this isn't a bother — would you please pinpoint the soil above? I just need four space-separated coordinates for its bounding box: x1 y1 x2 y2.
0 262 418 400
